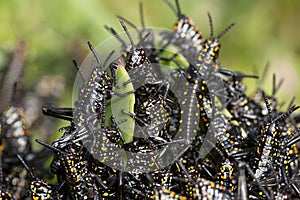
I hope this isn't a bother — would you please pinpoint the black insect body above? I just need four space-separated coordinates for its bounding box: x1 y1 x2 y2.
253 124 279 181
217 68 258 95
211 107 247 160
154 177 232 200
17 154 57 200
116 2 166 65
184 14 235 131
42 106 74 122
218 69 263 146
87 116 127 170
270 114 300 196
112 19 182 113
178 29 226 132
107 20 184 160
217 68 259 117
92 118 175 174
176 13 235 133
169 76 200 149
116 19 165 92
163 0 204 61
72 42 118 149
36 140 103 200
252 102 298 181
51 125 122 199
108 19 174 115
198 13 235 65
169 52 215 132
216 158 235 192
124 95 171 139
18 155 58 200
62 151 99 199
134 84 181 138
221 78 264 139
144 75 206 197
277 141 300 196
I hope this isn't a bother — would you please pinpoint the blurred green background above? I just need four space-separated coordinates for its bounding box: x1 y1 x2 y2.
0 0 300 141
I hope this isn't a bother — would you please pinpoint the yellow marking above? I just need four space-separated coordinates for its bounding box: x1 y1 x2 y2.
256 148 260 154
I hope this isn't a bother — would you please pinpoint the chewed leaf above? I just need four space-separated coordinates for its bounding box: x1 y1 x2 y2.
109 60 135 143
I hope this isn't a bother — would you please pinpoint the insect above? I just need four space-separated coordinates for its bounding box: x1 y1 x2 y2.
118 19 163 89
169 71 200 148
36 139 103 199
17 154 58 200
107 19 182 147
274 118 300 196
138 84 181 136
46 102 169 176
235 160 277 200
247 74 284 133
217 70 260 131
211 106 247 160
50 122 122 199
51 116 176 198
220 72 266 139
216 158 235 192
281 127 300 176
163 0 204 61
198 13 235 64
252 97 299 181
122 95 172 139
182 14 235 129
72 43 118 148
116 2 166 64
251 74 283 113
178 13 235 131
42 106 73 122
0 105 32 161
106 16 177 96
106 18 172 106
